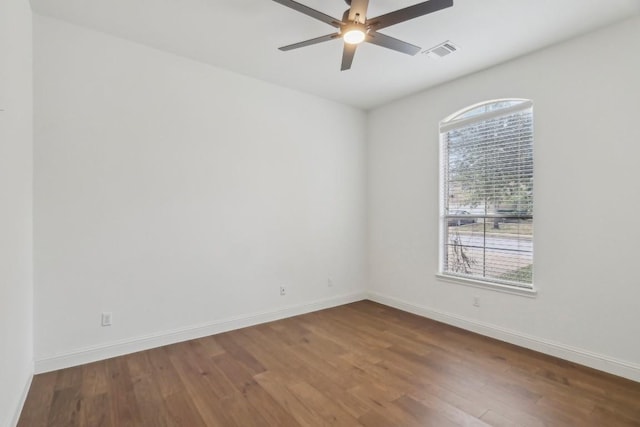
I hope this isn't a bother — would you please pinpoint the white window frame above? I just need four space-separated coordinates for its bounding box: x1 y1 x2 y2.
438 99 535 295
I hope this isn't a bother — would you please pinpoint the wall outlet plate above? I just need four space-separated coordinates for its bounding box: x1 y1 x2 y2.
101 312 113 326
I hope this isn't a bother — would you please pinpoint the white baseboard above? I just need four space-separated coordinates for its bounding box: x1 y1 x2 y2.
10 369 33 427
34 290 640 382
35 292 367 374
367 291 640 383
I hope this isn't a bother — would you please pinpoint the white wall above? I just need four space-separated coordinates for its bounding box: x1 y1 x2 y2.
368 16 640 381
29 6 640 385
0 0 34 425
33 16 367 370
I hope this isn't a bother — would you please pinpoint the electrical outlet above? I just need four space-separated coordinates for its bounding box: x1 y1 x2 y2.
327 278 333 287
280 286 286 296
473 297 480 307
101 312 113 326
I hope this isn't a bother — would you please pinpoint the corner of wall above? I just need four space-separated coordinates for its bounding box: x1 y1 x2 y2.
10 369 34 427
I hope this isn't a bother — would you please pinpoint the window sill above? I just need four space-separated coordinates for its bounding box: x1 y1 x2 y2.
436 274 537 298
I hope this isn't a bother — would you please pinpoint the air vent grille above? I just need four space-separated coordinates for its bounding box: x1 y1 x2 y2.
422 41 459 59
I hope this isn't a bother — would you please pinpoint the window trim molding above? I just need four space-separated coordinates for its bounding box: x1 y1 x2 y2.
436 273 538 297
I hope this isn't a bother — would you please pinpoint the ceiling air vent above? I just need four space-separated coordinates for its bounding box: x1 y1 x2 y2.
422 41 459 59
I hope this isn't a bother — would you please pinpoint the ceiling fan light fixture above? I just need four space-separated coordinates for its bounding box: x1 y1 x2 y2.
342 24 366 44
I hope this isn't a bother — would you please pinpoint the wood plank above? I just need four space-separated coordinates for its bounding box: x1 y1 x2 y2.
166 341 236 400
218 393 270 427
480 409 523 427
80 393 113 427
393 394 461 427
287 381 363 427
406 388 491 426
46 387 83 427
254 370 326 427
104 356 142 426
126 352 174 427
161 391 208 427
213 332 266 376
166 349 235 425
17 371 58 427
143 347 185 398
194 335 226 357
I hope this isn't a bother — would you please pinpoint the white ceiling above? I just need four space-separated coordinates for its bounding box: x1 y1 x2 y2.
30 0 640 109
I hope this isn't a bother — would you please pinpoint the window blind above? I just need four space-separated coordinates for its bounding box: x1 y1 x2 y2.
440 100 534 288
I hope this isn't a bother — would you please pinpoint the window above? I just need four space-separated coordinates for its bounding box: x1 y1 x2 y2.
439 99 534 291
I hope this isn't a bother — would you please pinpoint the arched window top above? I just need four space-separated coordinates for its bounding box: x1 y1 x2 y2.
441 98 533 132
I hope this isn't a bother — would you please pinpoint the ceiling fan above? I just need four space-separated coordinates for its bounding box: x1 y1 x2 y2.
272 0 454 71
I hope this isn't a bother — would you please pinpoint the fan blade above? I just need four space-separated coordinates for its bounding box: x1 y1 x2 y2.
279 33 340 51
366 31 421 55
348 0 369 24
272 0 343 28
341 43 357 71
367 0 453 30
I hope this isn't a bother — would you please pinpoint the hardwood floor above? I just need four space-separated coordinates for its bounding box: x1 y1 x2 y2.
18 301 640 426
